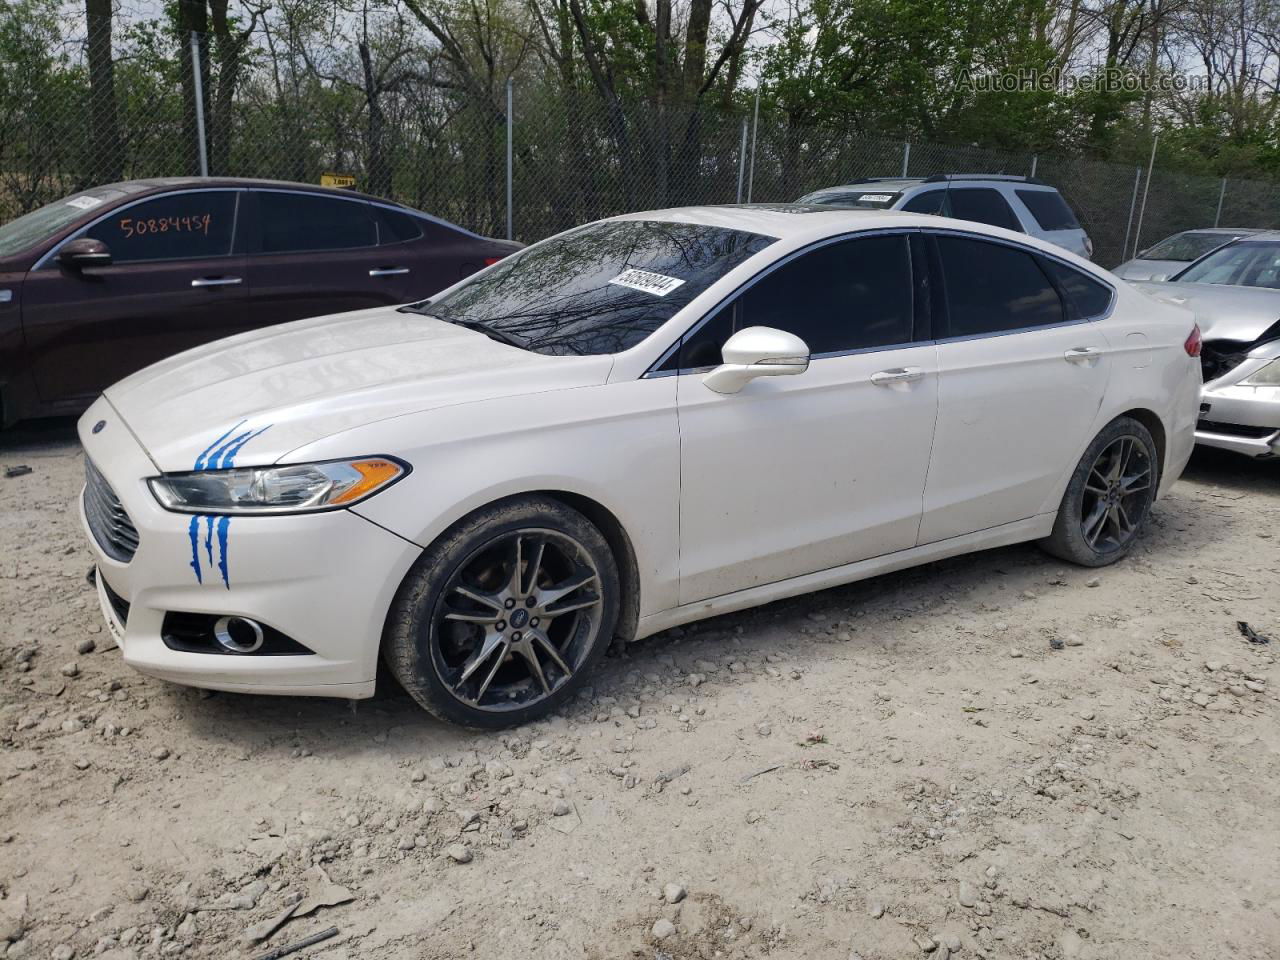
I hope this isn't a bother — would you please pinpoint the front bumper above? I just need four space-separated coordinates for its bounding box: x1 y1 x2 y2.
78 398 422 699
1197 370 1280 459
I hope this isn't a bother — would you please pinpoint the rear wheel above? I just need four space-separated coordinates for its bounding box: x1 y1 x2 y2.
384 497 619 728
1040 416 1159 567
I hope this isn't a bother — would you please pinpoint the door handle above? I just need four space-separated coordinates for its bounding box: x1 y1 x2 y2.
191 276 243 288
1064 346 1100 362
870 367 925 386
369 267 410 277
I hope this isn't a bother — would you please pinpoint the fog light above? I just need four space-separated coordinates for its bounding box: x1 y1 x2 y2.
213 616 265 654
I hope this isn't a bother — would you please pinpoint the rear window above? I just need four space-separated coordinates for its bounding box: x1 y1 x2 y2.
797 190 901 209
947 188 1022 231
410 219 776 356
1015 189 1080 231
1143 232 1233 262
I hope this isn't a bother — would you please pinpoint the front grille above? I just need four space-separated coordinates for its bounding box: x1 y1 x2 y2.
84 459 140 562
101 574 131 626
1197 419 1278 440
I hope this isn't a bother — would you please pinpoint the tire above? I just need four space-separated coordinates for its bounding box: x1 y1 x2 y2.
383 496 620 728
1040 416 1159 567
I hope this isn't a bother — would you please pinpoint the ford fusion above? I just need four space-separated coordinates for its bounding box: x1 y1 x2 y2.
79 206 1202 727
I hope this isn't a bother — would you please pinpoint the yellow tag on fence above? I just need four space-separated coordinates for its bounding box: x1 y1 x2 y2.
320 172 356 188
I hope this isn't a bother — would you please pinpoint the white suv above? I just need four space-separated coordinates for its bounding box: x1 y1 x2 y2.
798 175 1093 259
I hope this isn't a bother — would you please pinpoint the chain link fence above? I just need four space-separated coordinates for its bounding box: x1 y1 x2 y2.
5 8 1280 269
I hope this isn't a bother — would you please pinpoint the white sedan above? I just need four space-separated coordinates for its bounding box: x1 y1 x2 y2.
79 206 1202 727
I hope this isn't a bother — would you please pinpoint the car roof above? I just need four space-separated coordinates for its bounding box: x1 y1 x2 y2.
809 176 1054 194
83 177 417 210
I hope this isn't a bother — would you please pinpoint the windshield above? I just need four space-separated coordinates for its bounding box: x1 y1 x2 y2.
1176 240 1280 289
0 184 137 257
796 190 900 209
407 219 776 355
1144 232 1236 263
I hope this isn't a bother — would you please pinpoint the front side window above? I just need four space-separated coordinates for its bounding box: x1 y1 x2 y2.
257 192 377 253
901 190 946 215
947 188 1022 231
672 234 915 368
81 191 238 263
410 219 776 356
935 235 1063 336
1176 241 1280 289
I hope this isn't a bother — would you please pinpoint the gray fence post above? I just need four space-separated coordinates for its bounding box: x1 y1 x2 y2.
190 31 209 177
746 89 760 203
1214 177 1226 227
1131 134 1158 260
736 118 748 203
901 142 910 178
505 78 513 241
1029 155 1038 178
1121 167 1141 263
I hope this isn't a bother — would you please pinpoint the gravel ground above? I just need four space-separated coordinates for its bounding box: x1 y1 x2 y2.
1 420 1278 960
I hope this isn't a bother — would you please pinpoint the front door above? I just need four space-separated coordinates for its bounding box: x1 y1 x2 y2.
918 232 1113 543
22 188 248 409
674 232 939 604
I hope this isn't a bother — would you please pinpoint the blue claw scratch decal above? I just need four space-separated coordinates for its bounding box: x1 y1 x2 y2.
188 516 202 584
187 421 272 589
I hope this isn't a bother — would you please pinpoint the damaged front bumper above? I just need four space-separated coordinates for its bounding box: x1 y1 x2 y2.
1197 342 1280 458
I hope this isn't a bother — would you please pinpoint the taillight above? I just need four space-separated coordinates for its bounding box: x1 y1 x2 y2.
1184 324 1202 357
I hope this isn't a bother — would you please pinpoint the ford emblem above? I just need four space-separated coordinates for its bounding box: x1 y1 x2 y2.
92 420 106 434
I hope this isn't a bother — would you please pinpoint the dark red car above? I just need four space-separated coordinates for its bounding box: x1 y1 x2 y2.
0 178 520 425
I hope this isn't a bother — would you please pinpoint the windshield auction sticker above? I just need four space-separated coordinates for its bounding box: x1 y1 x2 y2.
609 269 687 297
66 196 103 210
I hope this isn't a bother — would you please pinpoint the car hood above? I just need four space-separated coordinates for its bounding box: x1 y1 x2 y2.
1113 259 1185 281
1129 281 1280 342
105 306 613 472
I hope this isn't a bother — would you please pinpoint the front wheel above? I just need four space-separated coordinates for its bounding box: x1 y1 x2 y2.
383 497 619 728
1040 416 1159 567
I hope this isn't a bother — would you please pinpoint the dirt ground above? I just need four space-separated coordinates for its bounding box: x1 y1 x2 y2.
1 420 1277 960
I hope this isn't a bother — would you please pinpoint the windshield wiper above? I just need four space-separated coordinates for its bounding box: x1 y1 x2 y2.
443 317 528 349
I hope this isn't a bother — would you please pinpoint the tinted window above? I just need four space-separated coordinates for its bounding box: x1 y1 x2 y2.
673 234 914 366
1177 240 1280 289
413 220 775 356
1039 258 1113 319
257 192 376 253
901 190 946 215
376 207 424 244
82 191 237 263
948 189 1021 231
2 185 148 257
1015 190 1080 231
935 235 1063 336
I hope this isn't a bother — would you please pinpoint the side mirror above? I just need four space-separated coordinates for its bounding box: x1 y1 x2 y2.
58 237 112 270
702 326 810 394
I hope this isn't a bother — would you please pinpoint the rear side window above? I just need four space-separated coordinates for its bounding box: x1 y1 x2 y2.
935 235 1063 336
84 191 237 263
900 190 946 215
673 234 914 365
947 189 1022 231
376 207 424 244
1015 190 1081 231
1039 258 1113 319
257 192 377 253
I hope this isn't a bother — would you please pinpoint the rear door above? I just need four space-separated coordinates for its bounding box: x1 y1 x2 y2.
240 189 413 325
918 231 1114 543
21 188 248 408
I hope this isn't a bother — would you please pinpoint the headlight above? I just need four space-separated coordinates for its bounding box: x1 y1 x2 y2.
148 457 407 514
1242 359 1280 385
